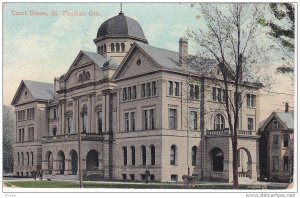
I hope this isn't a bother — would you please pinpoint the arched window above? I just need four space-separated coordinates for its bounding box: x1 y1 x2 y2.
192 146 197 166
21 153 24 166
97 46 100 54
141 145 146 165
123 147 127 165
211 148 224 172
26 152 30 166
170 145 176 165
116 43 120 52
110 43 115 52
214 114 225 130
31 152 34 166
131 146 135 165
104 44 106 53
17 153 20 165
52 126 57 136
150 145 155 165
81 106 88 133
121 43 125 52
100 45 104 54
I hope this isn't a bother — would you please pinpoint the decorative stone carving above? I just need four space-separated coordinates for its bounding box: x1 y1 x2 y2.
78 70 91 83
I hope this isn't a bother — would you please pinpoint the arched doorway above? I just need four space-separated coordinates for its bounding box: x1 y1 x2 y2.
57 151 65 175
211 147 224 172
70 150 78 175
237 147 252 178
46 151 53 174
86 150 99 170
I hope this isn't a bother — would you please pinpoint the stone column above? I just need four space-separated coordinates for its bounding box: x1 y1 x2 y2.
61 100 65 135
64 159 72 175
91 93 96 133
72 99 77 134
52 160 59 175
58 104 62 135
88 94 92 133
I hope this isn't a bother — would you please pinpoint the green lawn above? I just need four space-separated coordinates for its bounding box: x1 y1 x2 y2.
4 180 288 189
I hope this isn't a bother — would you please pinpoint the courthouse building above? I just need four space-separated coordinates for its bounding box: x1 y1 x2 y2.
11 11 262 182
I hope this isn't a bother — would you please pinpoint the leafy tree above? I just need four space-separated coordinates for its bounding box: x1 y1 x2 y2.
3 105 15 173
188 3 267 188
259 3 295 75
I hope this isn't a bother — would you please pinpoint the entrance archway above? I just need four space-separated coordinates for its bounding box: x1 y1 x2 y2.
57 150 65 175
210 147 224 172
46 151 53 174
237 147 252 178
70 150 78 175
86 150 99 170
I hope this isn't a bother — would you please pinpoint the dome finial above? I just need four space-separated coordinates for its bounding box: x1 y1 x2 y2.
119 3 123 15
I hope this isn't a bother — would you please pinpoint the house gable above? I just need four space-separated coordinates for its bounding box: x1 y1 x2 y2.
113 46 161 81
64 52 97 89
11 82 36 105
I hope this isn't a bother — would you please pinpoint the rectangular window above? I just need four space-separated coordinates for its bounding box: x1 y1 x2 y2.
150 109 155 130
190 111 197 131
141 84 145 98
217 88 222 102
53 109 57 119
128 87 131 100
168 81 173 96
273 156 279 171
152 81 156 96
22 110 25 120
123 88 127 101
130 174 135 180
146 82 151 97
98 112 102 133
27 109 30 119
132 86 137 99
175 82 180 96
131 112 135 131
22 128 25 142
169 109 177 129
171 175 178 182
27 127 34 142
195 85 200 99
247 118 254 131
273 135 279 148
212 87 217 101
283 134 289 147
143 110 148 130
273 120 279 128
68 116 73 134
247 94 256 107
189 84 194 99
125 113 129 132
122 174 127 180
18 129 22 143
284 156 289 171
222 90 227 103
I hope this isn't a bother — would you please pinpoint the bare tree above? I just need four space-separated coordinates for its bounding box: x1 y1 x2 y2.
3 105 15 173
188 3 269 188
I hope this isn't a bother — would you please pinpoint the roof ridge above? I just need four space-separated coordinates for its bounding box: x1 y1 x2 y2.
23 79 53 85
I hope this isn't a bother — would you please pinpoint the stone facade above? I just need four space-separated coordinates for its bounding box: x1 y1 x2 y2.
11 12 262 182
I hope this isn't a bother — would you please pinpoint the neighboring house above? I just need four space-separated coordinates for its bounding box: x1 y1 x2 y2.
258 110 294 182
11 11 262 182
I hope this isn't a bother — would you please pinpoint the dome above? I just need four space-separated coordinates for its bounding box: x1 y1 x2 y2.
96 12 148 43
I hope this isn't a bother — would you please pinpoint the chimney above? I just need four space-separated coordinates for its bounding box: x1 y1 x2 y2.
54 77 59 94
179 37 188 67
285 103 289 113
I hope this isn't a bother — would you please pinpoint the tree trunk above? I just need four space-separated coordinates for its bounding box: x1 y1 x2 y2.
232 136 239 188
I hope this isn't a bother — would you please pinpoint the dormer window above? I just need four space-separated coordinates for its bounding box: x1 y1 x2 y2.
121 43 125 52
110 43 115 52
116 43 120 52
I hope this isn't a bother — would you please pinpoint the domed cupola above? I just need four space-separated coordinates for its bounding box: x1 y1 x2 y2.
94 12 148 64
96 11 148 43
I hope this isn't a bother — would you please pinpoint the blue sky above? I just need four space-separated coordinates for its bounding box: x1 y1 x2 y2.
2 2 294 119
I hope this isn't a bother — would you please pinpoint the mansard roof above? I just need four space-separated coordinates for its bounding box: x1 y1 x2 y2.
11 80 54 105
258 111 294 132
